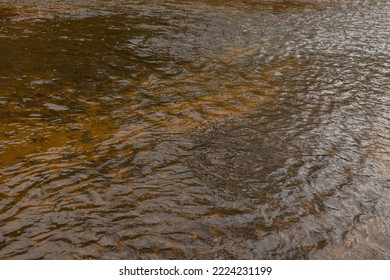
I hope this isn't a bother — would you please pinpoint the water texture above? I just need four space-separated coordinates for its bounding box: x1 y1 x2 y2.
0 0 389 259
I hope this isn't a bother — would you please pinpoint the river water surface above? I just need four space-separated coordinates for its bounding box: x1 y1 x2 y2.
0 0 389 259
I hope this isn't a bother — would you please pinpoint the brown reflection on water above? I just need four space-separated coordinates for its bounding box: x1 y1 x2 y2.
1 0 390 259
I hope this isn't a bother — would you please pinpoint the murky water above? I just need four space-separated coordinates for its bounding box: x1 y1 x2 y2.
0 0 389 259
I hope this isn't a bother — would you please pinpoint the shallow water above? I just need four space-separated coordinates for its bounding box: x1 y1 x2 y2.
0 0 389 259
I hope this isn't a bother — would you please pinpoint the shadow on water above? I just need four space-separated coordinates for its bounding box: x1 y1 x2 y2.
0 0 390 259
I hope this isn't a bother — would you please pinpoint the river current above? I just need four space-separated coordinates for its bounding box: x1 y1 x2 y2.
0 0 389 259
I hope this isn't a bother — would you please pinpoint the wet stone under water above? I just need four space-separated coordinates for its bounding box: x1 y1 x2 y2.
0 0 389 259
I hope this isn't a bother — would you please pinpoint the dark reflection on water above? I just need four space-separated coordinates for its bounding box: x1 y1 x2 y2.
0 0 389 259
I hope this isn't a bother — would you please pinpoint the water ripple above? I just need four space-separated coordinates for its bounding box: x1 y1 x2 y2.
1 0 389 259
